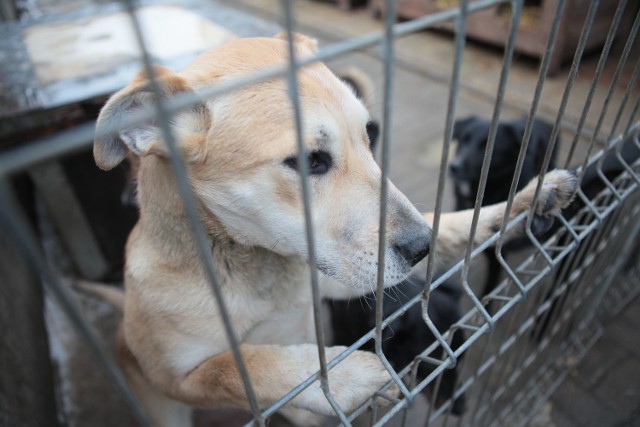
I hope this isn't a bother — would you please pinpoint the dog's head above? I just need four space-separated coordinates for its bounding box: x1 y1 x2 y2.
93 33 430 291
450 116 556 207
450 116 557 181
450 116 524 183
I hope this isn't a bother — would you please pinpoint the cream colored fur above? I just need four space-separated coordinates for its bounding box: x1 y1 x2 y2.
92 33 578 426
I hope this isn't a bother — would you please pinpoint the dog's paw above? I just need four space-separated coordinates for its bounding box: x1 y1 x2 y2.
293 347 396 416
530 215 556 235
535 169 579 215
516 169 578 217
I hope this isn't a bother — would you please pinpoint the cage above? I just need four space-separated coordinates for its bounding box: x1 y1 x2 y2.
0 1 638 426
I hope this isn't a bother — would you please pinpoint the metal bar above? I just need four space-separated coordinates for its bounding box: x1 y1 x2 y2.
0 0 513 178
0 122 96 177
420 0 473 383
494 0 568 297
279 1 349 423
374 0 413 404
580 6 640 174
460 0 524 328
0 179 152 427
563 0 621 168
584 11 640 203
121 0 264 422
528 0 625 238
607 57 640 142
266 174 640 423
624 97 640 138
1 0 638 424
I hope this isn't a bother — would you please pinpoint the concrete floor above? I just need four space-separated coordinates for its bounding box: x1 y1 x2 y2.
38 0 639 426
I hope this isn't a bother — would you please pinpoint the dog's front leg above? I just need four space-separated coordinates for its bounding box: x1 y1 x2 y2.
425 169 578 267
174 343 394 416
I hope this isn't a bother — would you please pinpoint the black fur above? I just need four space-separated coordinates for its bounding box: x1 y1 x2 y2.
329 276 466 415
450 116 559 297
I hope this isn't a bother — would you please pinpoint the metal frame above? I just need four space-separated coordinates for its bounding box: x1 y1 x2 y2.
0 0 638 426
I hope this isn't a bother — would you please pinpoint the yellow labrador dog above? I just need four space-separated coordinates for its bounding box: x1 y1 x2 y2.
93 33 577 426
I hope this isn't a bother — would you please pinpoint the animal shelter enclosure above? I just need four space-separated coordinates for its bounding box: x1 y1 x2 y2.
1 0 639 426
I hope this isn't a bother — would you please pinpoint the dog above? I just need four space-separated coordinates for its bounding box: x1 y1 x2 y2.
329 274 466 416
450 116 559 297
91 33 578 426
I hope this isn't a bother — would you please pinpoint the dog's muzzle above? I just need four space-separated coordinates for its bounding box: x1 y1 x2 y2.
449 160 463 178
393 223 431 267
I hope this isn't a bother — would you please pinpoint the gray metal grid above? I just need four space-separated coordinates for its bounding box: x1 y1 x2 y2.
0 0 638 426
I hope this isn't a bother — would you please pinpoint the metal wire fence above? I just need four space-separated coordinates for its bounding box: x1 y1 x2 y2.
0 0 638 426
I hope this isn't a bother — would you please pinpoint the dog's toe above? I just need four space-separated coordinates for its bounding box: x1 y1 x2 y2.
371 381 401 410
537 169 579 216
531 215 555 235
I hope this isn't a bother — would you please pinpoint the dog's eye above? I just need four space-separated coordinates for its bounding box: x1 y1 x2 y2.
366 120 380 152
283 150 332 175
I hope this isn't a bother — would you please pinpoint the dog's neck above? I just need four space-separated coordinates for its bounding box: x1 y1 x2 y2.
134 157 307 284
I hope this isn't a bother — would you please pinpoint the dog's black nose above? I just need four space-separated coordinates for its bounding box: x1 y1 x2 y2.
395 231 431 267
449 161 462 177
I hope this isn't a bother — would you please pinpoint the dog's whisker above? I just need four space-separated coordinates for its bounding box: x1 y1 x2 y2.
403 276 423 289
383 287 399 303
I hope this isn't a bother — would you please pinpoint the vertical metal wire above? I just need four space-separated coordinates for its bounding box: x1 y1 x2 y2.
578 6 640 175
522 0 604 252
624 97 640 138
419 0 471 377
279 1 350 423
539 206 623 370
474 2 572 416
607 58 640 142
0 180 153 427
563 0 622 168
582 10 640 188
545 207 620 353
493 0 567 296
0 0 637 425
121 0 264 422
373 0 415 404
550 133 640 344
454 329 494 427
612 88 640 185
460 0 524 328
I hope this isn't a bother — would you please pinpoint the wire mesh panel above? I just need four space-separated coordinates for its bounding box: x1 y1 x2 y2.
0 0 638 426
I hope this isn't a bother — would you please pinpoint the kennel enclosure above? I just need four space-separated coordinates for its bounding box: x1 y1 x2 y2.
0 0 639 426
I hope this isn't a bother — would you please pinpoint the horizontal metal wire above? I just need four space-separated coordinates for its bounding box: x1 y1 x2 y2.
0 0 511 177
0 0 638 426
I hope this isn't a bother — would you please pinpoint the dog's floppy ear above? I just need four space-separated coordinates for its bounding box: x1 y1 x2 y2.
337 67 375 107
505 119 527 148
529 118 557 169
94 65 206 171
336 67 379 152
273 32 318 53
453 116 479 141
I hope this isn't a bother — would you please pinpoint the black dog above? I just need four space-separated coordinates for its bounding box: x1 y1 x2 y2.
450 116 559 297
329 276 466 415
